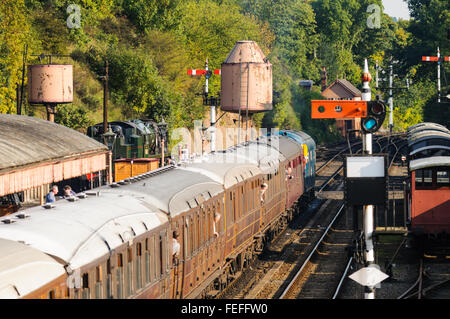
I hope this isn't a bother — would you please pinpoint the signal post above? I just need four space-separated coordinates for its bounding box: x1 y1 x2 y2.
361 59 375 299
311 59 388 299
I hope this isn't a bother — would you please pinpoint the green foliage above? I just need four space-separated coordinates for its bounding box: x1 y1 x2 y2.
0 0 446 145
120 0 182 33
240 0 319 80
391 79 436 131
293 88 340 143
175 0 270 96
0 0 32 114
55 103 94 130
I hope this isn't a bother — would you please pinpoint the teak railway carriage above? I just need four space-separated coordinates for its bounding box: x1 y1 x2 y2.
0 130 316 299
406 123 450 237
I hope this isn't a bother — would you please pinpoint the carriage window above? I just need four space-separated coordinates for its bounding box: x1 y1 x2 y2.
145 240 150 284
192 215 198 253
185 219 190 258
196 214 200 250
416 169 434 188
136 243 142 290
437 170 450 187
247 184 250 212
95 266 102 299
415 169 423 185
423 169 432 186
159 235 164 275
200 211 204 245
126 248 133 297
202 210 207 244
250 182 254 210
233 190 237 221
106 259 112 299
227 191 234 223
240 186 244 217
82 273 90 299
153 235 159 278
48 289 56 299
116 254 124 298
151 236 157 281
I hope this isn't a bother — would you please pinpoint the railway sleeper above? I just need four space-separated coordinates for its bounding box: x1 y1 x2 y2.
200 202 310 298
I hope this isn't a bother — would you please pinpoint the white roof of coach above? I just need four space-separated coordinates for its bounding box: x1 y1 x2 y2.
114 167 224 217
0 192 168 270
0 238 65 299
409 156 450 171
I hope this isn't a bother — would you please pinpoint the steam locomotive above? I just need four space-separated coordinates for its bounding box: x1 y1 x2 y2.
86 119 166 161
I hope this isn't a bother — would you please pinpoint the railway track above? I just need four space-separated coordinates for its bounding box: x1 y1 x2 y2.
217 139 358 299
398 258 450 299
216 133 411 300
278 203 354 299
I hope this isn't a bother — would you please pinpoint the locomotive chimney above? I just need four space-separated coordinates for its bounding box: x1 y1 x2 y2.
321 66 327 92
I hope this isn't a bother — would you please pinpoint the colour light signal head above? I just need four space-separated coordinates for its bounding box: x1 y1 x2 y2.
361 101 386 133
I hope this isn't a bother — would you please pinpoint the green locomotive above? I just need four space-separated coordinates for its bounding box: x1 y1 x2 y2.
86 119 167 161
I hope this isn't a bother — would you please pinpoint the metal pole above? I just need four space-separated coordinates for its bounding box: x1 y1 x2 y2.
46 104 56 122
108 151 113 184
19 45 27 116
375 63 379 88
238 63 242 144
246 62 249 142
389 62 393 133
16 84 20 115
206 58 216 153
161 139 165 167
362 59 375 299
437 47 441 103
103 61 109 143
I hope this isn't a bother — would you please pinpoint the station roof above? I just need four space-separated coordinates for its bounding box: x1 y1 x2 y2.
0 114 108 197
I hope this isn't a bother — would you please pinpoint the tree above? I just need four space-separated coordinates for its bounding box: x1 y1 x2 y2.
55 103 94 130
240 0 319 80
121 0 182 33
313 0 385 84
0 0 32 114
175 0 271 96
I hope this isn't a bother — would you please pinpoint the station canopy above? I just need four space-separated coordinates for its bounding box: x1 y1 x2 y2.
0 114 108 197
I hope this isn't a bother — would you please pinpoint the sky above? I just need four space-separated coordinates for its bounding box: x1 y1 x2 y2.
382 0 411 20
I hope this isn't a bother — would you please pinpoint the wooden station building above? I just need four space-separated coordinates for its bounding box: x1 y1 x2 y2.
320 67 362 138
0 114 109 214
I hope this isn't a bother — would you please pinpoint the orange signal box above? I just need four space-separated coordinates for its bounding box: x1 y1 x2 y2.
311 100 368 119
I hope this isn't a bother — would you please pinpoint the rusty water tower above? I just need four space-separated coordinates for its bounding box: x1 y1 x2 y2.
27 54 73 122
220 41 272 114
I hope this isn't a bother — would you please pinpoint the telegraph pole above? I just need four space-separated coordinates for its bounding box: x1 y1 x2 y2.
375 59 409 133
388 63 394 133
437 47 441 103
103 61 109 138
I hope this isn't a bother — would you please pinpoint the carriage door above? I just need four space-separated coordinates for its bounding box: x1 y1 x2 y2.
170 221 184 299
